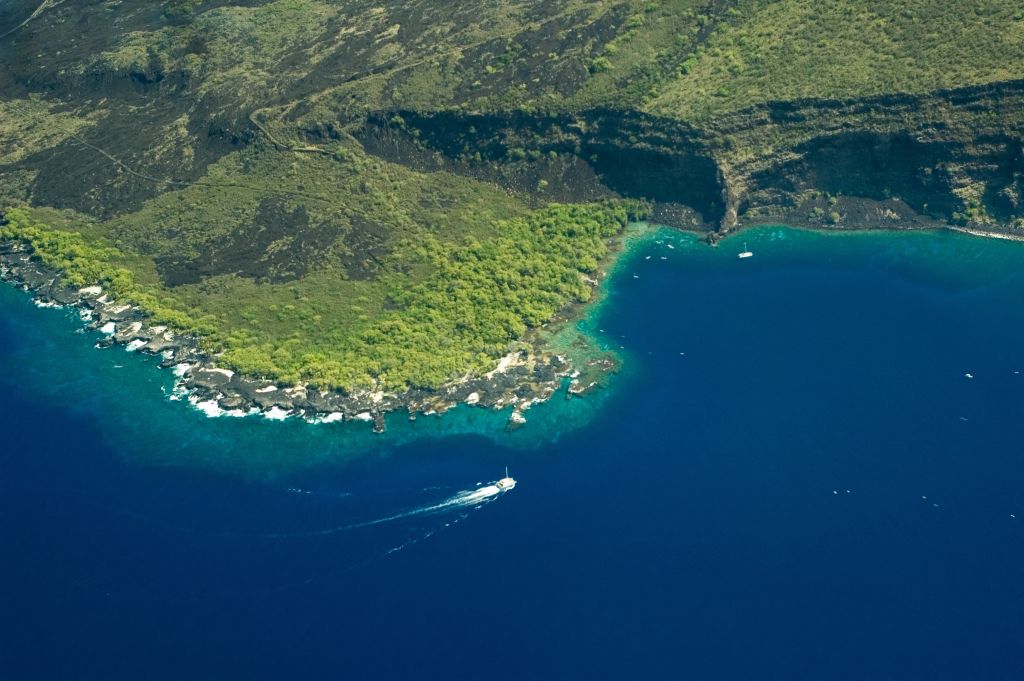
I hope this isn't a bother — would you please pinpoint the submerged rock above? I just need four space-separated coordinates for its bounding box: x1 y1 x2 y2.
506 410 527 431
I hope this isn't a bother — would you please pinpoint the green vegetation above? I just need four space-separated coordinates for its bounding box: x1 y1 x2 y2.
2 0 1023 395
0 97 104 165
1 208 221 337
223 201 645 389
648 0 1024 120
4 200 646 391
571 0 726 108
92 0 337 109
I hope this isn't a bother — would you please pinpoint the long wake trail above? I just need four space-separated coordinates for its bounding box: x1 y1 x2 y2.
266 483 506 539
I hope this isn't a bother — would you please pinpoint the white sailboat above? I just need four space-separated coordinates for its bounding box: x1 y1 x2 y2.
737 242 753 259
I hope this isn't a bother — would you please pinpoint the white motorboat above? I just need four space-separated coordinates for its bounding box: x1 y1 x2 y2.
496 466 516 491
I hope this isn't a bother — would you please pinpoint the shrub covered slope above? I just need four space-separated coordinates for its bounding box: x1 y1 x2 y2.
2 0 1022 392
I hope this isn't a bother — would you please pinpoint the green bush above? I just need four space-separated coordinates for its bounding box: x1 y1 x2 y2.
3 201 649 393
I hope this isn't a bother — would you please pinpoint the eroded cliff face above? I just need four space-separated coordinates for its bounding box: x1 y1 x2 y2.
352 110 727 227
719 80 1024 233
352 80 1024 236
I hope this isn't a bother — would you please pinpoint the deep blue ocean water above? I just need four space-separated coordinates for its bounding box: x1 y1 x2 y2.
1 226 1023 680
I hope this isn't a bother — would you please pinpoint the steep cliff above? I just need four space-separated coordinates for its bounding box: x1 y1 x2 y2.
2 0 1023 405
353 80 1024 236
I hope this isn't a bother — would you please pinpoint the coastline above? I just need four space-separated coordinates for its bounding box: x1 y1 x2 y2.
4 218 1017 434
0 229 637 432
531 221 661 397
948 226 1024 243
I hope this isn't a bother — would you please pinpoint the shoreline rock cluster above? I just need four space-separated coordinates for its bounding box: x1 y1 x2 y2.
0 241 597 432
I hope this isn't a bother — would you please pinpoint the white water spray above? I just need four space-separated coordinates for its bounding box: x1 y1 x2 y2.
268 481 509 539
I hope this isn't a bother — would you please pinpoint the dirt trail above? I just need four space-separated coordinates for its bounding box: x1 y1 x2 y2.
1 0 61 41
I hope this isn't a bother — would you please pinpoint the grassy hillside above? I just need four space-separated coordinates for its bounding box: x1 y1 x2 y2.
648 0 1024 120
2 0 1022 394
4 198 645 391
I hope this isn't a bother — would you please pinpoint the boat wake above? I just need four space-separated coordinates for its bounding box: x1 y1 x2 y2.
267 481 510 540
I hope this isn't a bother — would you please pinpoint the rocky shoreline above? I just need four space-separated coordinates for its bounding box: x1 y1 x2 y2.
948 226 1024 243
0 240 604 432
5 216 1016 431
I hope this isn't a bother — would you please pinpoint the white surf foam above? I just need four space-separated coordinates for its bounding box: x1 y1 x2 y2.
263 406 291 420
192 398 226 417
306 412 344 424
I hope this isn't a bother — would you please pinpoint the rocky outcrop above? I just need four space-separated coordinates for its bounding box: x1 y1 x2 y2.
354 109 727 227
354 80 1024 236
0 241 597 431
717 80 1024 233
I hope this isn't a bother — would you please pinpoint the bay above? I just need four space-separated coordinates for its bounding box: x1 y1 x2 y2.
1 226 1023 680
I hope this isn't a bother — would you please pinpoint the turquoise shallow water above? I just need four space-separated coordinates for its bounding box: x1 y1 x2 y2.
2 226 1023 679
0 279 621 477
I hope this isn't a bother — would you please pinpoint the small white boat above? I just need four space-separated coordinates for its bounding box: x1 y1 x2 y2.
737 242 753 259
496 466 516 491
